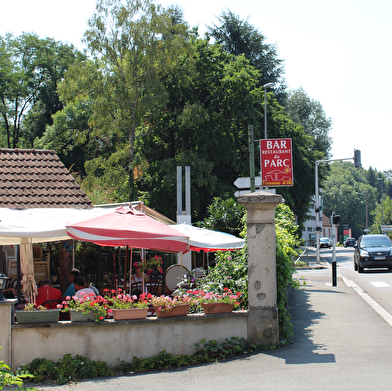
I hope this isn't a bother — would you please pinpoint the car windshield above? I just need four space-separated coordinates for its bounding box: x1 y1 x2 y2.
362 236 392 247
320 239 329 242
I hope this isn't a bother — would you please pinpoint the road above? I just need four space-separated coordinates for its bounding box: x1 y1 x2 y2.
308 247 392 319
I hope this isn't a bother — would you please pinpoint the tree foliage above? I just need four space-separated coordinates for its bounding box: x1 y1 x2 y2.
77 0 191 200
28 0 325 226
286 87 332 158
0 32 84 148
321 161 390 239
197 197 245 237
207 9 286 103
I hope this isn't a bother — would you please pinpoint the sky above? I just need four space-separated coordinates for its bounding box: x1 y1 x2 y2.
1 0 391 172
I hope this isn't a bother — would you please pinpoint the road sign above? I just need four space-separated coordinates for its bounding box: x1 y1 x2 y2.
234 190 253 197
260 138 293 187
234 177 262 189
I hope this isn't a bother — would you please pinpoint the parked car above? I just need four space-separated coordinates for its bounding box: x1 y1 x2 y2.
344 237 356 247
314 237 332 249
353 234 392 273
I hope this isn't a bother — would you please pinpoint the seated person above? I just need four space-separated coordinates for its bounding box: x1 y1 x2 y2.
36 279 62 309
63 268 81 299
88 284 99 295
73 275 96 299
131 265 147 296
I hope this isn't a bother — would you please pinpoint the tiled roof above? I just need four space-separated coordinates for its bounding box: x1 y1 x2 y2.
0 149 93 209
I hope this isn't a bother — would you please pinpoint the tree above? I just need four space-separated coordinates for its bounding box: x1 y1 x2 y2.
371 196 392 237
0 33 84 148
207 9 286 103
135 36 262 220
197 197 245 237
80 0 191 201
322 162 378 239
286 87 332 158
134 34 319 224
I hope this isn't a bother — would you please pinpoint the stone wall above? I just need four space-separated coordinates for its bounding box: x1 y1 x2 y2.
9 312 247 370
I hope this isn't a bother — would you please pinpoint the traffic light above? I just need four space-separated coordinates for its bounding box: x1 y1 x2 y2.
354 149 361 168
330 212 340 225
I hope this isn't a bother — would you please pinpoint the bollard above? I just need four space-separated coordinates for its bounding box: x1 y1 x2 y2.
332 260 337 286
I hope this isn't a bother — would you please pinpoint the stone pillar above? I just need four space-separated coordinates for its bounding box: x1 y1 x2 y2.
0 299 16 368
238 190 282 346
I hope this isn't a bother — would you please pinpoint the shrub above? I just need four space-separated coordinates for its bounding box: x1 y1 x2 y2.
23 354 113 385
0 346 35 390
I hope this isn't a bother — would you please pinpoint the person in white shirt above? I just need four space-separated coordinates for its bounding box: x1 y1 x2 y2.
73 275 96 299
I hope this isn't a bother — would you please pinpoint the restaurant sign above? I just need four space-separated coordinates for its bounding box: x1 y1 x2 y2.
260 138 293 187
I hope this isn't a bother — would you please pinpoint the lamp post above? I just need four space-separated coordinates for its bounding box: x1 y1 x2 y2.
356 192 368 230
378 177 384 230
263 83 274 139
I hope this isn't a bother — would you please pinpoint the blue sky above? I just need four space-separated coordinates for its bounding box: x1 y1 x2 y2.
2 0 391 172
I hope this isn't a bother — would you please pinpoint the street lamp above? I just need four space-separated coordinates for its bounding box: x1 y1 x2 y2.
356 192 368 230
263 83 274 139
377 177 384 229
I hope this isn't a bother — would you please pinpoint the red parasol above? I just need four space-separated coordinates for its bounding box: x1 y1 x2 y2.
67 206 189 253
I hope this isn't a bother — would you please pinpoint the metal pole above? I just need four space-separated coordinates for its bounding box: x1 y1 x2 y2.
381 181 384 226
332 220 337 286
264 90 267 140
315 161 320 263
365 193 368 229
263 83 274 140
378 178 384 231
315 156 354 264
176 166 182 217
185 166 191 215
248 125 255 192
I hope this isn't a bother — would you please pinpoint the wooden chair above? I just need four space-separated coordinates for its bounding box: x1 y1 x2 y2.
130 282 144 297
148 277 162 296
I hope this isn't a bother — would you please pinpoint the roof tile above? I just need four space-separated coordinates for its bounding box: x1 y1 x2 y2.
0 149 93 209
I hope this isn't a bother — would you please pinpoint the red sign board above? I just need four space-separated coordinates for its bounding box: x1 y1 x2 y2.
260 138 293 187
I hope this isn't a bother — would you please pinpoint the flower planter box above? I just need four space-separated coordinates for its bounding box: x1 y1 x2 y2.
154 304 190 318
16 309 60 324
112 308 148 320
70 310 95 322
202 303 234 314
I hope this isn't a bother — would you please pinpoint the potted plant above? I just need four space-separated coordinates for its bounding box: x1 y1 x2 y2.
59 293 108 323
192 288 242 314
149 294 193 318
104 289 150 320
15 303 60 324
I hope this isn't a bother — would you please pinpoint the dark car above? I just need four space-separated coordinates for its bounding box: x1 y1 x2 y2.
353 234 392 273
344 237 356 247
314 237 332 249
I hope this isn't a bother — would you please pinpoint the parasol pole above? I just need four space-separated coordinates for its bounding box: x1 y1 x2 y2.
124 246 129 292
129 248 133 294
113 253 117 292
141 249 145 295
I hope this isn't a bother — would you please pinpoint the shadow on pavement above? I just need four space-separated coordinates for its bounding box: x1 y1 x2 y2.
265 286 336 365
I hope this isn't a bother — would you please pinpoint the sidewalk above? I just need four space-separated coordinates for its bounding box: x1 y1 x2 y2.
26 268 392 390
